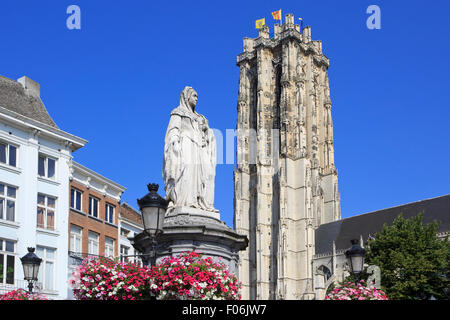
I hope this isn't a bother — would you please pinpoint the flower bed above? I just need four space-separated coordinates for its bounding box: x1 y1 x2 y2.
69 257 152 300
325 280 389 300
69 252 242 300
149 251 241 300
0 289 48 300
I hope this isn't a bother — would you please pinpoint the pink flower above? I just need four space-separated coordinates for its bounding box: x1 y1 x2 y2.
325 281 389 301
70 251 241 300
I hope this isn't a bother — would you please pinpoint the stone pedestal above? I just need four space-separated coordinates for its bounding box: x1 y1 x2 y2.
167 206 221 221
131 208 248 277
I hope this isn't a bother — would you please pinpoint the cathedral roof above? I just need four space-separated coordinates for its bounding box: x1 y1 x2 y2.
0 75 58 128
315 194 450 255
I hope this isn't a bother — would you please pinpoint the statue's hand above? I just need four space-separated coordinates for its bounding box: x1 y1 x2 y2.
170 136 180 154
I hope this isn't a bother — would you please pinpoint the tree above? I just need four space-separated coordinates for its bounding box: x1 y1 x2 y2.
365 212 449 300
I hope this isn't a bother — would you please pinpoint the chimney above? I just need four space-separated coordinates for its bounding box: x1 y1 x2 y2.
17 76 40 98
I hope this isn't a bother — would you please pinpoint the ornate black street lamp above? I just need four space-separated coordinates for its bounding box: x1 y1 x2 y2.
20 247 42 294
137 183 168 267
345 239 366 284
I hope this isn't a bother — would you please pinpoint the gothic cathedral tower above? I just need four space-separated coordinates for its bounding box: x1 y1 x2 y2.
233 14 341 300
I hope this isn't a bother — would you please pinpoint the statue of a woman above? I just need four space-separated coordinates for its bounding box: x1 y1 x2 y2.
163 86 218 213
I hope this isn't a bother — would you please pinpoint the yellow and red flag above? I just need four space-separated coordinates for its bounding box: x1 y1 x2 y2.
272 9 281 20
255 18 266 29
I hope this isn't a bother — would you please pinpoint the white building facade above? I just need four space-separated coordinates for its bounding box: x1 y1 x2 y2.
0 75 86 299
118 202 144 265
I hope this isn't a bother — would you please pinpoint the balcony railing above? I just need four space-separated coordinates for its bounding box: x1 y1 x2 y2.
0 279 42 295
68 251 117 267
68 251 143 267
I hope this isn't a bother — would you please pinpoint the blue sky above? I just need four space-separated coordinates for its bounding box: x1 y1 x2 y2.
1 1 449 228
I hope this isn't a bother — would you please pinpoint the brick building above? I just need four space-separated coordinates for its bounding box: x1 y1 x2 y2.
68 161 125 264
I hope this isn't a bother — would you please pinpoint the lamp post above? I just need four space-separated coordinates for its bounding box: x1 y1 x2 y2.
137 183 168 267
20 247 42 294
345 239 366 284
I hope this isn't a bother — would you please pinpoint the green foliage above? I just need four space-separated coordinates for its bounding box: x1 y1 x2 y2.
365 212 449 300
342 270 369 285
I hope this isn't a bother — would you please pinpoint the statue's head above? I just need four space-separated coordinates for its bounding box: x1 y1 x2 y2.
188 90 198 109
182 86 198 111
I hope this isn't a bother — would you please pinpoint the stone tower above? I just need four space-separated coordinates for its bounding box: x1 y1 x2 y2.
233 14 341 300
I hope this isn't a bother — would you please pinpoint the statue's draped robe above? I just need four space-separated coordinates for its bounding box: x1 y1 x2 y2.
163 87 217 212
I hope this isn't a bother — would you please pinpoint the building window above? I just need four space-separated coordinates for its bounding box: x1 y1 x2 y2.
105 204 114 224
0 142 17 167
38 154 56 180
0 239 15 285
70 188 82 211
120 227 130 238
37 194 56 230
120 245 129 263
0 183 17 222
88 196 99 218
104 237 114 258
88 231 99 256
36 246 55 291
318 265 332 282
70 225 82 254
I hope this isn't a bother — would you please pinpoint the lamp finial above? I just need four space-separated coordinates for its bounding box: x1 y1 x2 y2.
147 183 159 192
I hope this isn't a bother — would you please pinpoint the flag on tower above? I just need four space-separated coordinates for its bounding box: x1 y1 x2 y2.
272 9 281 20
255 18 265 29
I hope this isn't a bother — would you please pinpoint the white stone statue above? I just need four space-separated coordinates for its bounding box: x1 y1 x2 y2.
163 86 218 214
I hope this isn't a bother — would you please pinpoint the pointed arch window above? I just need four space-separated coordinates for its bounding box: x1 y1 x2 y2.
318 265 332 281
